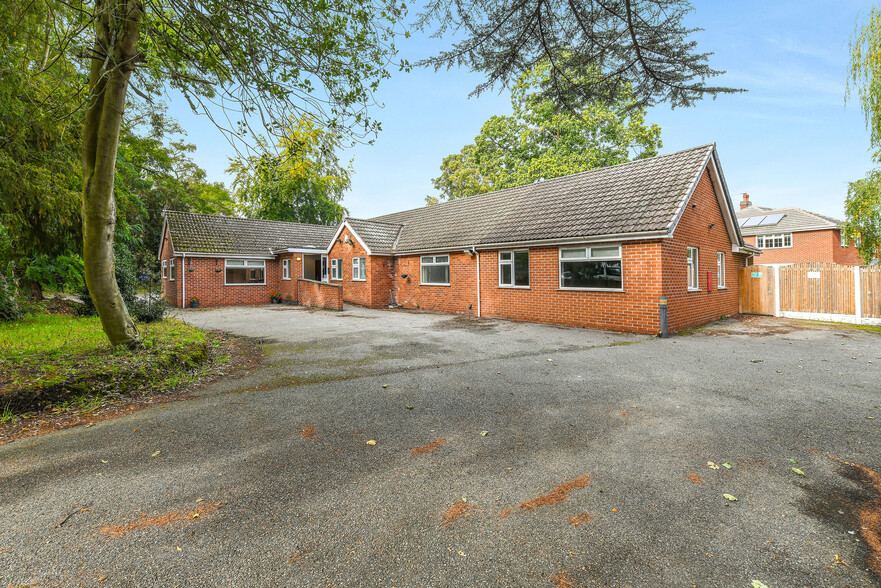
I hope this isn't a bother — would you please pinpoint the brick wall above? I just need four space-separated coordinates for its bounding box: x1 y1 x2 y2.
745 229 864 265
663 169 747 332
393 252 478 315
277 253 303 302
298 279 343 310
477 242 663 333
327 227 396 308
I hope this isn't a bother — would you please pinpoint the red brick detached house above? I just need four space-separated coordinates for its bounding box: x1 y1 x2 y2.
735 195 863 265
160 144 758 334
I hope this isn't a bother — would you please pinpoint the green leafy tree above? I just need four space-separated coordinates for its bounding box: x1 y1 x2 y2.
428 61 662 203
844 171 881 263
14 0 403 346
230 116 350 225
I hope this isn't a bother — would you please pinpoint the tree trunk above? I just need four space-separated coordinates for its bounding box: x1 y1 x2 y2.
81 0 143 347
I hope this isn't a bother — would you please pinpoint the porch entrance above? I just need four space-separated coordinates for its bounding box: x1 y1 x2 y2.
303 254 328 282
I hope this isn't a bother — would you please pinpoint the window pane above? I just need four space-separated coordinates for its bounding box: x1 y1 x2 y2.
421 256 433 264
422 264 449 284
435 255 449 263
590 246 620 258
500 252 512 261
246 260 264 267
561 260 621 289
514 251 529 286
560 248 587 259
226 260 245 266
226 267 247 283
500 263 512 285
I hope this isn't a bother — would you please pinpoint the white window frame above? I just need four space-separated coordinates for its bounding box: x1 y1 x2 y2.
499 250 530 288
161 259 168 279
330 258 342 281
558 245 623 292
352 256 367 281
282 258 291 280
756 233 792 249
840 230 848 248
420 254 451 286
321 255 328 282
169 258 176 281
686 247 699 291
717 252 726 289
224 259 266 286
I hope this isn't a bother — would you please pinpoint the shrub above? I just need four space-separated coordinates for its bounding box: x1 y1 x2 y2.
78 251 167 323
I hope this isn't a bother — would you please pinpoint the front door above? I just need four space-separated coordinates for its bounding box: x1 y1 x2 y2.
739 265 775 315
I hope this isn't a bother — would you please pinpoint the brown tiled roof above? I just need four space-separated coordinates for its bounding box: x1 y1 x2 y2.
344 218 403 254
735 206 842 236
370 144 718 253
164 211 337 256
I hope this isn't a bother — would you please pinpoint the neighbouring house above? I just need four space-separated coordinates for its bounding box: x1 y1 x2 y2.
735 194 863 266
159 143 759 334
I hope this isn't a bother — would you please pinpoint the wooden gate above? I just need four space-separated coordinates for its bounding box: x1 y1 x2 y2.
739 265 775 315
779 263 854 315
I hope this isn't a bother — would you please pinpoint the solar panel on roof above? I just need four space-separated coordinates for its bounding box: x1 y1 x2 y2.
759 213 785 226
738 218 750 227
742 216 765 227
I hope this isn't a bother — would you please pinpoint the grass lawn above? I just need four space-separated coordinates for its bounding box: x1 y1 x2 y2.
0 314 225 420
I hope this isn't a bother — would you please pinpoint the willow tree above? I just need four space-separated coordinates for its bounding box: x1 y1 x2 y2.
846 6 881 262
72 0 405 346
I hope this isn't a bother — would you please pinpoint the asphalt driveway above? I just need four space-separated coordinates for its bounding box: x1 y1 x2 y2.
1 307 880 587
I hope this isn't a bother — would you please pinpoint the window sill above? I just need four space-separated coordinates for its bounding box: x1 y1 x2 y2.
687 288 701 292
717 286 728 290
499 285 530 290
558 287 624 293
282 277 291 281
421 283 450 287
331 278 342 282
352 278 366 282
224 282 267 286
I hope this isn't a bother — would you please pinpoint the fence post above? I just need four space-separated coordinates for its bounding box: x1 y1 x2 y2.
854 266 862 323
774 267 781 317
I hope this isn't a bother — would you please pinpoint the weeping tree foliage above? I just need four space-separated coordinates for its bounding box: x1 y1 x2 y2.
846 6 881 262
427 60 662 203
414 0 742 109
849 6 881 159
229 115 350 225
12 0 404 347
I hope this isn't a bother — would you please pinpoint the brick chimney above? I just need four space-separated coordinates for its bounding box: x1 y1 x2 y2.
740 193 752 210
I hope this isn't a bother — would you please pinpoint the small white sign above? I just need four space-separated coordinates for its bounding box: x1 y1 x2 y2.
807 271 821 279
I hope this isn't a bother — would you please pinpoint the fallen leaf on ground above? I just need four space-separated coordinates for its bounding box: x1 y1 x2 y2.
406 405 414 410
366 440 376 446
708 461 720 470
722 462 732 469
150 450 161 458
723 494 737 502
789 458 798 463
480 431 489 437
792 468 805 476
751 581 770 588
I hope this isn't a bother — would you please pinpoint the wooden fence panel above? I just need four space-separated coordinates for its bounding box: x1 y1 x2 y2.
778 263 855 315
863 266 881 318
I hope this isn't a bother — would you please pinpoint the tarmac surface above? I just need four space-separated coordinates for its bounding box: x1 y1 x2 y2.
1 306 880 587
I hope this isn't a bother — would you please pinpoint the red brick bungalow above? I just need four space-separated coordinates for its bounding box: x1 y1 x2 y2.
735 195 863 265
160 144 759 334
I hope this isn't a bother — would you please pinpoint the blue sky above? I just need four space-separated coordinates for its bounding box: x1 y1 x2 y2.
167 0 876 220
